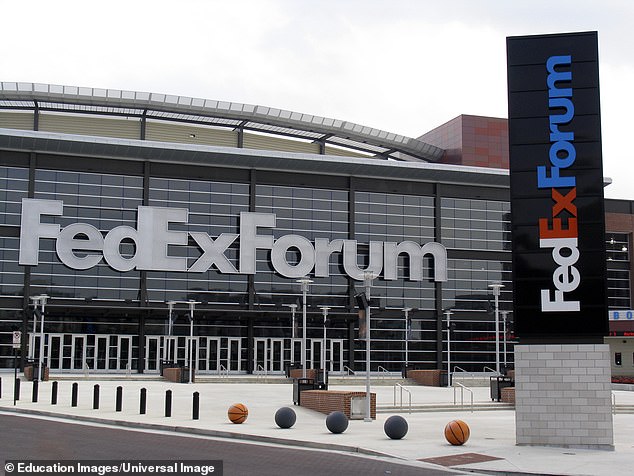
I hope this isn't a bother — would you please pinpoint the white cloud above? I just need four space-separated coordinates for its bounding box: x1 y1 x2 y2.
1 0 633 197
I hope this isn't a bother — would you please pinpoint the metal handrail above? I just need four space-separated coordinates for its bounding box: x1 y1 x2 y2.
452 366 473 383
377 366 389 378
393 383 412 414
453 366 472 375
256 364 267 381
343 366 355 376
453 382 474 413
483 366 499 374
219 364 229 377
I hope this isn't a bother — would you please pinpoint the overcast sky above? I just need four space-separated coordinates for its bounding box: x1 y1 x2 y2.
2 1 633 198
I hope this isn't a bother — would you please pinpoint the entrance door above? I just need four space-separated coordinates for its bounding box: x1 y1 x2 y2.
45 334 63 371
205 337 221 373
145 336 161 372
329 339 344 373
253 338 285 374
95 336 109 370
224 337 242 373
71 335 87 371
311 339 322 369
254 338 267 374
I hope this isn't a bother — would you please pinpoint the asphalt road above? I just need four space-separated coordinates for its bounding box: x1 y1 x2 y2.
0 414 462 476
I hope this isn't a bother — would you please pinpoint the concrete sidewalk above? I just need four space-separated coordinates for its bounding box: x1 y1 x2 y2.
1 373 633 475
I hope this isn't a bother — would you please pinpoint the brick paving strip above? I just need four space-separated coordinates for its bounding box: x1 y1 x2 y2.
420 452 504 467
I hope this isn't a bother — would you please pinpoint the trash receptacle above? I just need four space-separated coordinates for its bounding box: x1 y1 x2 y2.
180 367 194 383
293 378 316 405
490 376 513 401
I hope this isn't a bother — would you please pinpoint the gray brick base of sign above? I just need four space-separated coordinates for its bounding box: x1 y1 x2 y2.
515 344 614 450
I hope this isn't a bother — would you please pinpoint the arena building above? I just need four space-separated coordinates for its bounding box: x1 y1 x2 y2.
0 82 631 377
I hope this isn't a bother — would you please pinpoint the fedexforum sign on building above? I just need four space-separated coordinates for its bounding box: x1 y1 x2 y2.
0 74 633 377
19 199 447 281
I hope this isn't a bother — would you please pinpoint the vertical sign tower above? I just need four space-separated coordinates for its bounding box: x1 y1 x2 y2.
507 31 613 449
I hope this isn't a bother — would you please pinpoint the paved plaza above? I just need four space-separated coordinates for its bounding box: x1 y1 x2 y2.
1 372 633 475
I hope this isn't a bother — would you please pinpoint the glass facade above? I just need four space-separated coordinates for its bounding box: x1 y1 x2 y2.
147 177 250 305
606 233 631 310
30 169 143 301
255 184 349 309
0 149 623 373
440 197 511 251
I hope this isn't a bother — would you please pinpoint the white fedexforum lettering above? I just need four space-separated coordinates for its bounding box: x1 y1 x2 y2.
537 54 580 312
18 198 448 282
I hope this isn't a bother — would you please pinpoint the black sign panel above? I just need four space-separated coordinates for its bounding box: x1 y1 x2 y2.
507 32 608 343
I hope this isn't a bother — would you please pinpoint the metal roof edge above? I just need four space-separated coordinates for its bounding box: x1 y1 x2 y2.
0 82 445 162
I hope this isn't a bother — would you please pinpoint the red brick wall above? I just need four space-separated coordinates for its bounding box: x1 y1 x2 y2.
289 369 317 380
300 390 376 419
501 387 515 405
407 369 444 386
163 367 195 383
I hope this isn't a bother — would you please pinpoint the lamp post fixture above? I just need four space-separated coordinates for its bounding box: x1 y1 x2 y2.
445 309 453 387
318 306 331 375
501 310 509 369
283 303 298 339
166 300 177 364
403 308 412 370
28 296 40 360
363 271 377 422
297 278 313 379
488 282 504 374
186 300 201 384
30 294 49 381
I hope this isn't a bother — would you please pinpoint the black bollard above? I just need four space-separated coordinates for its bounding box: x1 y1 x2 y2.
165 389 172 417
32 379 39 403
71 382 78 407
140 388 147 415
51 381 58 405
14 378 20 404
193 392 200 420
93 384 100 409
116 386 123 412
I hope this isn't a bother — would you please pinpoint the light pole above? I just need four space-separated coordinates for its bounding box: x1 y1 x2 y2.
501 310 509 370
29 296 40 360
488 282 504 374
363 271 376 422
31 294 49 381
297 278 313 379
445 309 453 387
319 306 330 375
166 300 177 364
403 308 412 370
186 300 200 384
283 303 298 339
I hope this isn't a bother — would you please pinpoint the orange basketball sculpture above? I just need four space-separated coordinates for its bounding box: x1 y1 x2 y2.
228 403 249 424
444 419 470 445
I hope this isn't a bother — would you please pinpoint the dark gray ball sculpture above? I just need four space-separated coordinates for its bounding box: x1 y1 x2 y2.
274 406 297 429
326 411 349 434
384 415 408 440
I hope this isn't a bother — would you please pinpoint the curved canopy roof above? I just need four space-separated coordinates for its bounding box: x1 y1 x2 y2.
0 82 444 162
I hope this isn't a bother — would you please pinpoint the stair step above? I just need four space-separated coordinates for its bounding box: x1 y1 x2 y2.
377 403 514 413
